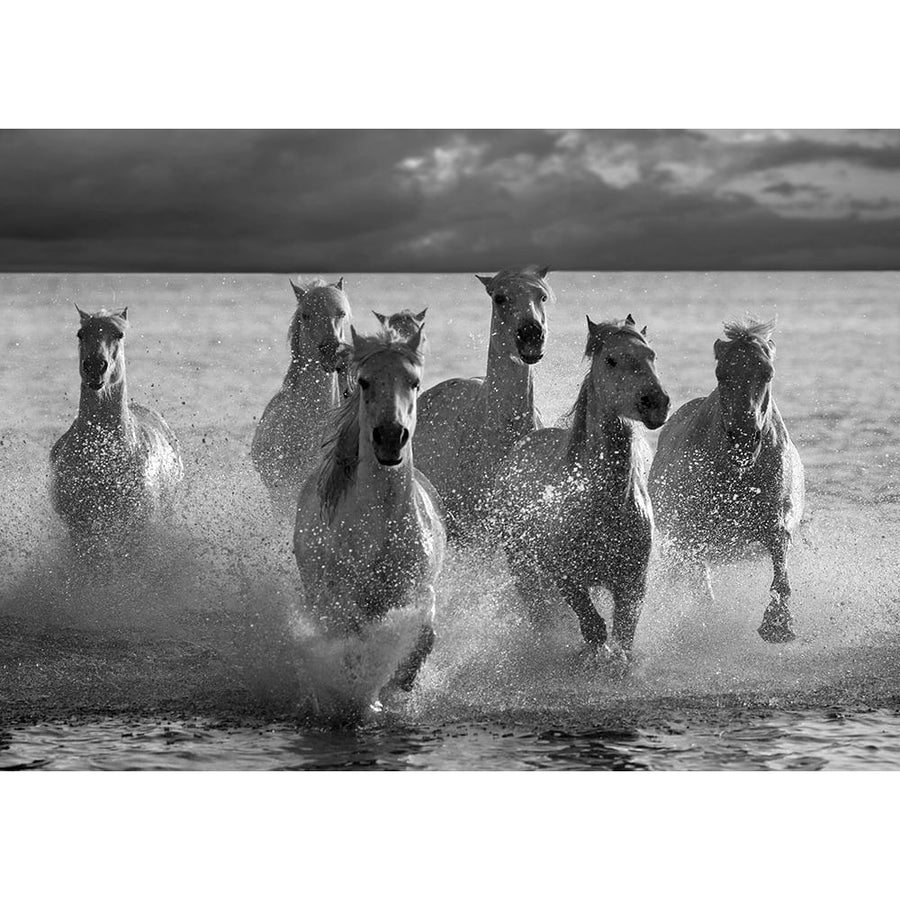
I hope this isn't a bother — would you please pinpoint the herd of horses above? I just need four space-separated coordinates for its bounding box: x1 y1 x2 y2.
47 266 806 702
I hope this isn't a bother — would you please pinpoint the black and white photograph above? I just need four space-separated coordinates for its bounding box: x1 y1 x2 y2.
2 2 898 894
3 124 899 771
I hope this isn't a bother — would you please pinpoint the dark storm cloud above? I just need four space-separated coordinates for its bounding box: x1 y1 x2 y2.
1 129 898 271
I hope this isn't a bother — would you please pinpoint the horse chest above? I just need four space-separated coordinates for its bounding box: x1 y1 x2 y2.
687 456 785 551
55 436 152 525
524 475 650 584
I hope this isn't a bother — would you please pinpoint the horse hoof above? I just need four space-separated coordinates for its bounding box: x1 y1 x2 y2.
758 603 796 644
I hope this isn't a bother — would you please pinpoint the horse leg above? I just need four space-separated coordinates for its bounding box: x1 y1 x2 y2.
758 530 795 643
559 580 608 648
390 623 436 692
504 542 555 627
611 577 645 656
389 587 437 693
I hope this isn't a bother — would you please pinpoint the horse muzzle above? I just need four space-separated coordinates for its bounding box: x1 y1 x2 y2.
372 424 410 467
515 321 546 365
82 357 108 390
317 341 344 373
638 391 670 430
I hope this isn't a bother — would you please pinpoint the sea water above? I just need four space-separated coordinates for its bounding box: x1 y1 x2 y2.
0 271 897 769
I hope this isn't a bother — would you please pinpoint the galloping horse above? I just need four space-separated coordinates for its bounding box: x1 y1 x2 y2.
414 265 551 542
648 319 805 643
50 307 184 552
251 277 351 518
496 316 670 662
294 324 445 696
373 308 427 339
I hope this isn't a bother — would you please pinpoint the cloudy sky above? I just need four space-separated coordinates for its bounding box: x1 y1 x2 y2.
2 129 899 271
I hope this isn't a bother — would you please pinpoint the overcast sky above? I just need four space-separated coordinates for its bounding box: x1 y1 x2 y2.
2 129 899 272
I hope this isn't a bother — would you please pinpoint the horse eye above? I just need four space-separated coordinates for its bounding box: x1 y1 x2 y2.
411 380 420 391
606 356 617 368
358 377 370 391
494 293 507 305
113 331 124 340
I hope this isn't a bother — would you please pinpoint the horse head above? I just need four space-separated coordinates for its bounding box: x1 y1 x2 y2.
585 314 669 429
372 308 427 340
289 277 351 373
75 306 129 393
352 324 426 467
476 265 551 365
714 319 776 468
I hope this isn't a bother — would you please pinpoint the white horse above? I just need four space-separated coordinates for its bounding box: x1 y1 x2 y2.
648 318 805 642
50 307 184 553
495 315 670 662
414 265 551 542
251 277 351 518
293 324 445 701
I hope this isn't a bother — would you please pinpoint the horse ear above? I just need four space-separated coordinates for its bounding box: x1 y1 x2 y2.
586 316 605 351
334 277 345 291
713 338 726 360
535 265 551 280
290 279 307 302
406 323 426 355
350 324 362 348
475 274 493 293
640 325 647 337
625 313 636 326
414 308 428 322
372 311 388 326
118 307 128 321
75 304 90 322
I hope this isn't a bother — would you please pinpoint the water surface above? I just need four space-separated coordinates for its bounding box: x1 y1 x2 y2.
1 272 897 769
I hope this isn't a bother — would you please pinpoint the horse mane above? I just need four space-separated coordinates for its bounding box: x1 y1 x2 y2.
316 327 425 521
487 265 557 302
720 317 776 353
81 309 130 332
562 376 592 465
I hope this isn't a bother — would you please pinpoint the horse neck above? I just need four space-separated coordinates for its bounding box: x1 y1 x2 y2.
574 385 639 500
355 432 416 515
482 333 534 433
706 383 778 441
77 367 134 441
283 344 339 404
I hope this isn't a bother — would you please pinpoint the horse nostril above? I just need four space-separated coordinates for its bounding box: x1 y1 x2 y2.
84 358 107 377
517 321 544 345
399 428 410 448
